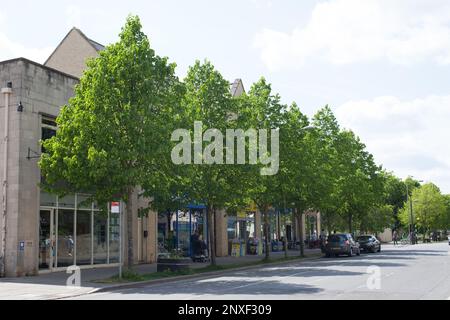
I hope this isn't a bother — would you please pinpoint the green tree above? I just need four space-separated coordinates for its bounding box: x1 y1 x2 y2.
174 60 244 266
399 183 447 240
335 130 384 234
382 172 407 229
239 78 288 260
360 204 394 234
39 16 183 268
309 106 386 235
281 104 315 257
443 195 450 230
310 106 343 234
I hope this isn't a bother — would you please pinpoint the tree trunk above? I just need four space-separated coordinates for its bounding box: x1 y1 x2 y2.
167 210 171 236
207 205 216 266
284 214 288 258
297 208 305 257
126 187 134 269
325 214 332 236
263 207 270 261
283 202 288 258
348 213 353 235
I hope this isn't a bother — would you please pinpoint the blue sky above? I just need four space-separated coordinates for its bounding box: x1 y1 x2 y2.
1 0 450 193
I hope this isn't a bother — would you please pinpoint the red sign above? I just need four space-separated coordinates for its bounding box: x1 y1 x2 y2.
111 202 120 213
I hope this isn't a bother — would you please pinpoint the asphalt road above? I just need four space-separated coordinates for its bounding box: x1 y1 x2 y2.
70 242 450 300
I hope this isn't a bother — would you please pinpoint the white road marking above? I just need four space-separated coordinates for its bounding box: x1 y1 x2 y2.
357 285 366 289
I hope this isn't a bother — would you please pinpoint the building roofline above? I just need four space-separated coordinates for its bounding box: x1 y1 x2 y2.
87 37 105 51
230 78 245 96
0 57 80 81
43 27 104 66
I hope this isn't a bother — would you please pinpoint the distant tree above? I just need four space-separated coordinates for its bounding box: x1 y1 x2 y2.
399 183 447 240
443 195 450 230
360 204 394 234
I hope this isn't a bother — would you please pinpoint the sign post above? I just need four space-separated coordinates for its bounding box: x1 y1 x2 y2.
111 201 122 279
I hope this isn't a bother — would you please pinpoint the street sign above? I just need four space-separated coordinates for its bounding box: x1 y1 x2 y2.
111 202 120 213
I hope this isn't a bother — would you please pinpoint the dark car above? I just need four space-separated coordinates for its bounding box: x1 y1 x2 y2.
324 234 360 257
357 235 381 253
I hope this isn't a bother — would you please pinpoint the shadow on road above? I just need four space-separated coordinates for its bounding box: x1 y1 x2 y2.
93 268 366 297
230 268 365 278
109 279 324 296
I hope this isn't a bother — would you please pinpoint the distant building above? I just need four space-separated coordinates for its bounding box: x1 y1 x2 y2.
44 27 104 78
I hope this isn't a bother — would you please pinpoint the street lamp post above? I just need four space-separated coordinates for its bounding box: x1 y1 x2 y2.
406 183 414 245
405 176 423 245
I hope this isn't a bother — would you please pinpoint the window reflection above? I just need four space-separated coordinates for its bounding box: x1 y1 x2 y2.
109 211 120 263
57 210 74 267
94 210 108 264
76 210 92 265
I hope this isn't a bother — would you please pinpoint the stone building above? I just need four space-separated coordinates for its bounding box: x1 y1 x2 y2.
0 29 157 277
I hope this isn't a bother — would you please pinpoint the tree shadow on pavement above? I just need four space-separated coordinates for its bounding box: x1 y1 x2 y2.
229 268 365 279
107 279 324 296
96 268 367 297
377 249 448 257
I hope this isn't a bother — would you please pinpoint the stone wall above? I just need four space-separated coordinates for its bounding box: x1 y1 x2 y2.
0 59 78 276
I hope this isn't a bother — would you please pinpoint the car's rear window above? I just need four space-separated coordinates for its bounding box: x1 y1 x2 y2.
328 235 346 242
358 236 371 241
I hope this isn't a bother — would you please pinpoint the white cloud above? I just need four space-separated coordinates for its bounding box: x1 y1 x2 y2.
0 11 52 63
335 95 450 194
0 34 53 63
254 0 450 70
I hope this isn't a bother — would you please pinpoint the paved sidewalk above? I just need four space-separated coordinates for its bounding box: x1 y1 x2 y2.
0 249 321 300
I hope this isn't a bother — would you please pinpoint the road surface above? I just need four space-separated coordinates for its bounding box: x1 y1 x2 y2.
69 242 450 300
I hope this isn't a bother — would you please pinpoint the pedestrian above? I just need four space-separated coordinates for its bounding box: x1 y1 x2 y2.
319 229 326 253
393 230 398 245
66 235 74 257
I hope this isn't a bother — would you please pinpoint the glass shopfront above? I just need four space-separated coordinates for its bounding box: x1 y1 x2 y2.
94 211 108 264
39 191 119 271
38 209 54 269
109 211 120 263
57 209 75 268
227 212 255 241
160 206 208 257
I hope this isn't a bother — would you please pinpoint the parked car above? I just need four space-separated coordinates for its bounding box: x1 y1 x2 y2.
357 235 381 253
448 235 450 245
324 233 360 257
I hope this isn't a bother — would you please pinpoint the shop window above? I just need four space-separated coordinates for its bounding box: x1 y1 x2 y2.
41 116 57 153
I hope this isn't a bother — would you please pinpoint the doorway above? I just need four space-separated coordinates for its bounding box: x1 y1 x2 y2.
39 209 55 270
